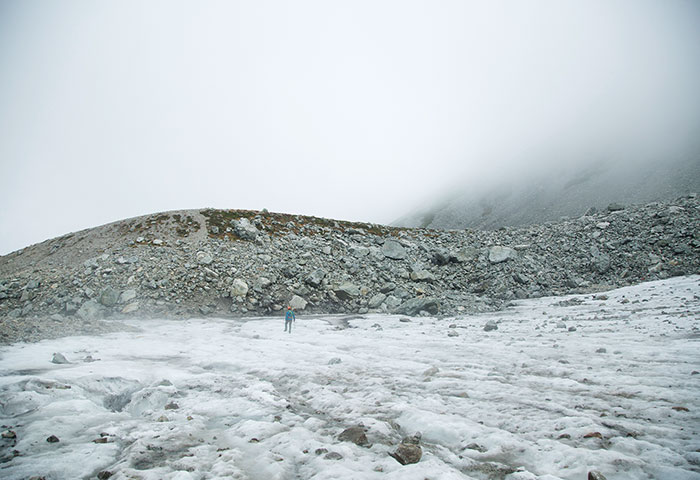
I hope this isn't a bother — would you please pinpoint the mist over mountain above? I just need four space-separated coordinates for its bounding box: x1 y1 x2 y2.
395 156 700 230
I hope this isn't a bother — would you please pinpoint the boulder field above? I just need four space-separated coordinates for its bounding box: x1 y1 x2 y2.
0 195 698 343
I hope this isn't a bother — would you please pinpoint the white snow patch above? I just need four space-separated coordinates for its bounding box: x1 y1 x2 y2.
0 276 699 479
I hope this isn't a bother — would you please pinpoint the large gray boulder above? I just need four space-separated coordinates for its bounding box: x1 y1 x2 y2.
289 295 307 310
77 299 103 320
119 289 137 304
253 277 272 292
488 246 517 263
590 246 611 273
368 293 386 309
334 283 360 300
382 240 407 260
305 269 326 287
230 279 249 297
384 295 401 309
98 288 120 307
232 218 259 241
394 297 439 315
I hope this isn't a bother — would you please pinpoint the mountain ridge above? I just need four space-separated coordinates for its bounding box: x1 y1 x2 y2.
395 157 700 230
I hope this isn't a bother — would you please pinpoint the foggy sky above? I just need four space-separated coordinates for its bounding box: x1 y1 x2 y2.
1 0 699 255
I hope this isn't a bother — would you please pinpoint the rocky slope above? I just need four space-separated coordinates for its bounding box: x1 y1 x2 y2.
1 196 699 343
395 157 700 230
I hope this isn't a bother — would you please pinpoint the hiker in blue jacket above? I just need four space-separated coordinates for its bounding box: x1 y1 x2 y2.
284 306 296 333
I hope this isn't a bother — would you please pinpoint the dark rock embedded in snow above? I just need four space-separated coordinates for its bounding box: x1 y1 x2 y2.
338 426 369 446
46 435 59 443
589 471 608 480
391 433 423 465
484 320 498 331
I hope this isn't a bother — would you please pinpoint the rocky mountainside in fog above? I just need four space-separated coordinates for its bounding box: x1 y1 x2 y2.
0 195 699 343
395 157 700 230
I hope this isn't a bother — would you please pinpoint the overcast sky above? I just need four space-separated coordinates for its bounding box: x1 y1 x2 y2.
1 0 699 255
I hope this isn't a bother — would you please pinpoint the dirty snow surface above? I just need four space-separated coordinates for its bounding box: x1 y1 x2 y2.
1 276 699 480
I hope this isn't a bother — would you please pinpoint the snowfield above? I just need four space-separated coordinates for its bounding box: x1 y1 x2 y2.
1 276 699 480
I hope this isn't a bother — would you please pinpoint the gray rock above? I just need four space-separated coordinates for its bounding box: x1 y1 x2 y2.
230 279 249 297
306 269 326 287
338 426 369 446
431 249 451 265
453 247 478 263
196 251 213 265
410 269 436 282
368 293 386 309
488 246 517 263
484 320 498 331
324 452 343 460
254 277 272 291
590 246 611 274
335 283 360 300
384 295 401 309
382 240 407 260
119 289 137 304
77 299 103 320
394 297 439 315
51 352 69 364
328 357 342 365
99 288 120 307
25 279 40 290
232 218 259 240
289 295 307 310
513 272 529 284
589 471 608 480
350 245 369 257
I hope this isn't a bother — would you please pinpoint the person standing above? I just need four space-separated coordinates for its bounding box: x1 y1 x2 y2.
284 306 295 333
